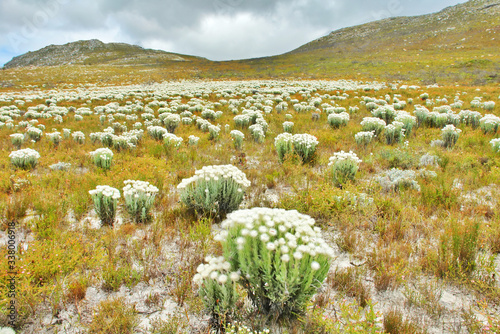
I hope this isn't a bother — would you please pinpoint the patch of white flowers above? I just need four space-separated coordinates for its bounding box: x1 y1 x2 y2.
88 185 120 226
479 114 500 134
328 112 349 128
328 150 362 185
361 117 386 136
230 129 244 149
355 131 375 146
376 168 420 192
490 138 500 153
10 133 24 148
122 180 159 223
441 124 461 148
163 132 183 149
9 148 40 170
90 148 113 170
72 131 85 144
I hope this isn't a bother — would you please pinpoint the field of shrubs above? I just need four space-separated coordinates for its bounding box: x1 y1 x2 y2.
0 79 499 333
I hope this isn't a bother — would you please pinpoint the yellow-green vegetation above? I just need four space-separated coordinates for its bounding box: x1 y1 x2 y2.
0 75 499 334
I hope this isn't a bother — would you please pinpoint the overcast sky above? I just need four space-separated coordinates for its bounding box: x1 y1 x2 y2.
0 0 467 66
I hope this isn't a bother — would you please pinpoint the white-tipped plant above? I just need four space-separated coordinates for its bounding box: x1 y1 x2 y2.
10 133 24 148
234 115 250 129
216 208 334 320
188 135 199 146
327 112 349 128
483 101 495 111
46 131 62 146
292 133 319 164
441 124 461 148
371 105 396 123
328 150 362 186
376 168 420 192
122 180 159 223
9 148 40 170
458 110 482 129
384 121 405 145
147 125 168 141
208 125 221 140
230 130 244 150
163 133 183 150
355 131 375 146
88 185 120 226
274 133 293 163
479 114 500 134
72 131 85 144
249 124 265 143
193 255 240 324
282 121 294 133
395 112 417 137
26 126 43 142
164 114 181 133
63 128 71 139
177 164 250 217
90 148 113 170
490 138 500 153
360 117 386 136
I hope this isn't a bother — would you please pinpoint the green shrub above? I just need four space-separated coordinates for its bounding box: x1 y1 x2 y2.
89 185 120 226
122 180 159 223
328 151 362 186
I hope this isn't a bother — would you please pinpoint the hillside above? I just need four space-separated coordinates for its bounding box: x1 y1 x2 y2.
3 39 205 68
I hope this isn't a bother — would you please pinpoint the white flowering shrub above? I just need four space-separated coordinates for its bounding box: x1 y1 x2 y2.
26 126 43 142
164 113 181 133
163 132 183 150
230 130 244 150
49 162 71 171
177 165 250 217
249 124 265 143
394 112 417 137
372 105 396 123
441 124 461 148
480 114 500 134
10 133 24 148
234 115 250 129
414 107 429 127
355 131 375 146
328 151 362 185
122 180 159 223
88 185 120 226
384 121 405 145
483 101 495 111
282 121 294 133
63 128 71 139
208 124 221 140
90 148 113 170
46 131 62 146
292 133 318 164
458 110 482 129
147 125 168 141
74 114 83 121
193 255 240 325
224 322 270 334
361 117 386 136
217 208 334 320
327 112 349 128
419 153 439 168
376 168 420 192
490 138 500 153
72 131 85 144
188 135 199 146
9 148 40 170
274 133 293 163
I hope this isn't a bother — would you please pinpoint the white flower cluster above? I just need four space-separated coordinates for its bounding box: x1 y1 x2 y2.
193 255 240 286
90 147 113 170
490 138 500 153
292 133 318 149
123 180 159 222
458 110 482 128
72 131 85 144
218 208 335 262
328 150 362 165
480 114 500 134
163 132 183 148
46 131 62 145
177 164 251 190
9 148 41 169
327 112 349 128
376 168 420 192
188 135 199 146
282 121 294 133
88 185 120 200
355 131 375 146
230 129 244 140
10 133 24 146
147 125 168 140
441 124 461 134
26 126 43 141
419 153 440 167
360 117 386 135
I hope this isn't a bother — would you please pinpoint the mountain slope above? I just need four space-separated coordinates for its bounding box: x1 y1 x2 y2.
289 0 500 55
3 39 206 68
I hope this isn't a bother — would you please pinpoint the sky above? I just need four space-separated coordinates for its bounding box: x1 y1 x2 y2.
0 0 467 66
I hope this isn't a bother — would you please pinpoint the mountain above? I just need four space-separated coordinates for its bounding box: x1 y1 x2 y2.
3 39 205 68
289 0 500 55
